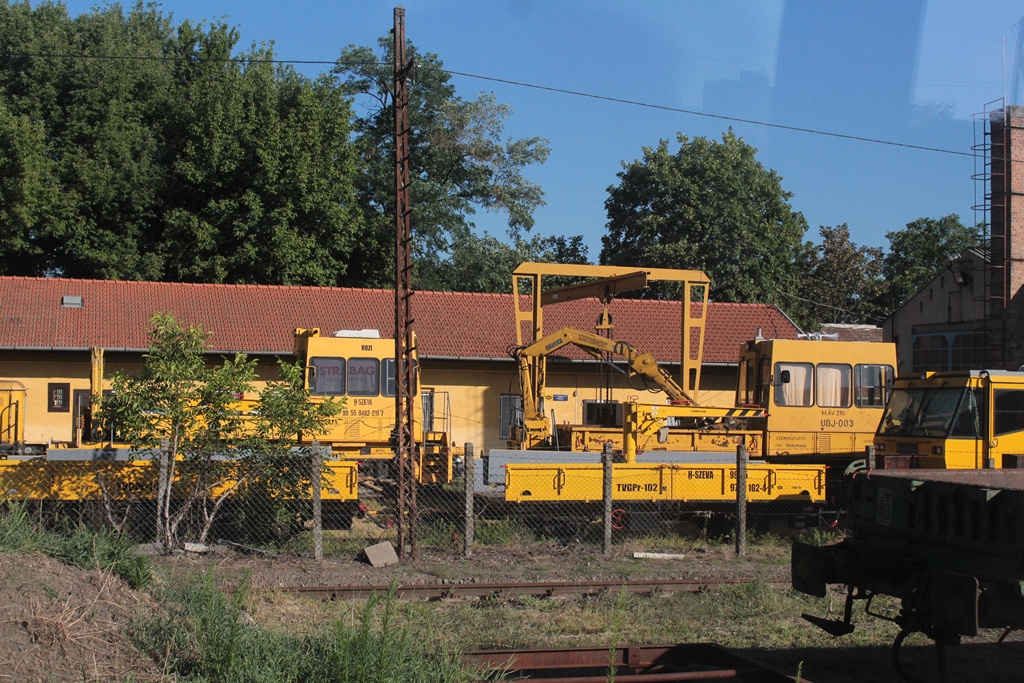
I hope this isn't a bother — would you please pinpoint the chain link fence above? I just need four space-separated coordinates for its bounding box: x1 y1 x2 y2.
0 441 833 560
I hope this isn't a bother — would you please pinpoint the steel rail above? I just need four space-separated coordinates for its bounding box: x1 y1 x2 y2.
266 577 788 601
462 643 801 682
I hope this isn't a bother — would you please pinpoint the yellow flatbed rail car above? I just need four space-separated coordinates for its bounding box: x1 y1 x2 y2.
0 451 358 503
503 461 825 504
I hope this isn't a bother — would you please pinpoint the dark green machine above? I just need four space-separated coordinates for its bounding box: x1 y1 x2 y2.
793 469 1024 681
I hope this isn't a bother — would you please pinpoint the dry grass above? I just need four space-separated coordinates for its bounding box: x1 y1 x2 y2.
245 581 1024 683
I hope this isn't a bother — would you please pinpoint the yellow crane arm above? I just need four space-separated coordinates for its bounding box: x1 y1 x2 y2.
513 328 696 448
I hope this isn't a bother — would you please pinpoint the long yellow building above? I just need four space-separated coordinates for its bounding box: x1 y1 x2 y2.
0 276 801 455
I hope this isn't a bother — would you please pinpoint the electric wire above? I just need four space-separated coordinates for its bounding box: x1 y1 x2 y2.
4 50 983 159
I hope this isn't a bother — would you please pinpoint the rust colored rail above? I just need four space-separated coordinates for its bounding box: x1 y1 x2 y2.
463 643 801 682
271 578 787 601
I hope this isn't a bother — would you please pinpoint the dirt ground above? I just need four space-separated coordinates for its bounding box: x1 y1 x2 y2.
0 536 788 682
0 553 163 682
3 537 1024 683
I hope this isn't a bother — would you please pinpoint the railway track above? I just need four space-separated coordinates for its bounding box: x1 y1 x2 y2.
462 643 801 682
267 577 788 601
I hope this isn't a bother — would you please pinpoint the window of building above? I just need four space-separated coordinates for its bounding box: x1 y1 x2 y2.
816 364 852 408
499 394 522 440
583 400 622 427
48 383 71 412
774 362 813 407
912 335 949 372
951 332 986 370
912 332 986 372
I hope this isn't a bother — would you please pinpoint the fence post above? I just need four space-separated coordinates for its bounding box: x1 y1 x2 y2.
311 439 323 561
602 442 614 556
157 437 170 546
463 443 474 558
735 443 747 557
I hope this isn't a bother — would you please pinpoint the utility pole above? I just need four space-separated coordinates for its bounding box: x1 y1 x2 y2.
393 5 417 559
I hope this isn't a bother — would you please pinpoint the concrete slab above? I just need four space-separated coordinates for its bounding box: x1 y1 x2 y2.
363 540 399 567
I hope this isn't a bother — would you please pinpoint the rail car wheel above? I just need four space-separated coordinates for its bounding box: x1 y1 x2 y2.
891 628 948 683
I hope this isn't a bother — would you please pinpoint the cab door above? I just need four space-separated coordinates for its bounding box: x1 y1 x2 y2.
988 386 1024 468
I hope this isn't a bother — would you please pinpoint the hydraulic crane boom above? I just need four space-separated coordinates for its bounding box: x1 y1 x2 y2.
512 327 695 449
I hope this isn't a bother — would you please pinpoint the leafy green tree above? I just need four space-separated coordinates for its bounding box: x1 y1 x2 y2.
881 214 976 313
791 225 885 329
97 313 341 550
333 38 553 288
0 100 63 275
158 24 363 284
601 130 807 302
0 2 363 284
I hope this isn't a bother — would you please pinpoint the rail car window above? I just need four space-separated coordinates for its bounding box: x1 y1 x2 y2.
775 363 812 407
382 359 396 397
347 358 380 396
816 364 852 408
757 357 771 406
950 389 984 438
879 387 963 437
309 358 345 395
854 364 893 408
738 358 755 405
994 390 1024 436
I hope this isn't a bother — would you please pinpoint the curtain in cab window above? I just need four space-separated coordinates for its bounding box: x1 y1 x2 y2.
776 363 812 406
816 364 852 408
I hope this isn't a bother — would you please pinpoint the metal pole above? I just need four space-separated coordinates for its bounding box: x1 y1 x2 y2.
463 443 474 558
311 439 323 561
393 5 417 559
602 442 614 556
735 444 747 557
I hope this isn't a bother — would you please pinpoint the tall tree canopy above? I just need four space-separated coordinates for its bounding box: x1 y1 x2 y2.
881 214 976 313
791 225 885 329
0 2 560 290
0 1 364 283
333 37 552 289
600 130 807 302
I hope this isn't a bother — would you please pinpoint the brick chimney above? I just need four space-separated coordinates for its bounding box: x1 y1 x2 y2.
989 106 1024 367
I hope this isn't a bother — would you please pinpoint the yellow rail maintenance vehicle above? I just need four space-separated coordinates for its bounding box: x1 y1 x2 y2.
734 335 896 466
872 369 1024 470
538 335 896 470
268 327 457 485
491 263 827 520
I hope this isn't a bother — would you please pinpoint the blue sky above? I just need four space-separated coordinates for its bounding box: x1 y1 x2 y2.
58 1 1024 260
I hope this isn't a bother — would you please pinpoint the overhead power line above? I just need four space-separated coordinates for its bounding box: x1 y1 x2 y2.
2 50 981 158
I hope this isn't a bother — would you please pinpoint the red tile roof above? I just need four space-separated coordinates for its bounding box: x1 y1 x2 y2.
0 277 800 364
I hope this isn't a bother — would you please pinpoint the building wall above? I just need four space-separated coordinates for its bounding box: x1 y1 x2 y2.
883 250 991 374
2 347 740 453
3 351 287 447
